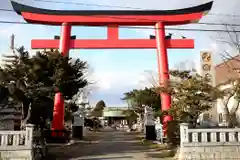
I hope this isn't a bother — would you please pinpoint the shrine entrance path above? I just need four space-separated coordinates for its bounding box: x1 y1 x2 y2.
47 127 174 160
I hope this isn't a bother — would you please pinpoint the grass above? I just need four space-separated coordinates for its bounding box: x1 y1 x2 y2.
141 140 176 158
145 151 175 159
141 139 167 149
132 132 177 158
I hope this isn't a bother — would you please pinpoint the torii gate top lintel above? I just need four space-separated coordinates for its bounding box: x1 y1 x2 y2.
11 1 213 26
11 1 213 51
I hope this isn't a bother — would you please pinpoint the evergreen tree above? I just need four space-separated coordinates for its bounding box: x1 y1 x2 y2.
91 100 106 117
0 47 88 126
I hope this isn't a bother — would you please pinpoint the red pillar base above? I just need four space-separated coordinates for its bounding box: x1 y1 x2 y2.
51 92 65 137
162 115 173 136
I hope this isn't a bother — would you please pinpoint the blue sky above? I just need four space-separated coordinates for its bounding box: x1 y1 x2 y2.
0 0 239 107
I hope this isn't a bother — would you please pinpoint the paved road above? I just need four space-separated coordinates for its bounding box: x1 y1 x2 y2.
48 128 174 160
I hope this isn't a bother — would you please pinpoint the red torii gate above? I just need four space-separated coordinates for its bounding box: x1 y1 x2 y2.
11 1 213 135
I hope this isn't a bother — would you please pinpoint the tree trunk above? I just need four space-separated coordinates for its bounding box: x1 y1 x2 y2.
136 113 144 132
21 102 31 129
222 106 230 127
127 119 133 130
223 93 240 127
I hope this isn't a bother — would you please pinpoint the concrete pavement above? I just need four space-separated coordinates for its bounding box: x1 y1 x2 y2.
47 127 175 160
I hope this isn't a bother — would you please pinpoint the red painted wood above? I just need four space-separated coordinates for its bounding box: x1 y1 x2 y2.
51 23 71 135
107 25 119 40
59 23 71 56
31 39 194 49
22 12 203 25
51 92 65 131
155 22 172 135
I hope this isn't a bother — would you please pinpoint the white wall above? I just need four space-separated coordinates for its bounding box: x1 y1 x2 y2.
178 123 240 160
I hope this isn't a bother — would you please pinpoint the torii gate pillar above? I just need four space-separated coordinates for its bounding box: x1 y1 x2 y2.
59 23 71 56
51 23 71 133
155 22 172 130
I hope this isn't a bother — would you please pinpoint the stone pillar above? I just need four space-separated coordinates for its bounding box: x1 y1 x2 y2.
144 106 156 140
180 123 189 147
72 108 84 140
25 124 34 149
155 117 163 142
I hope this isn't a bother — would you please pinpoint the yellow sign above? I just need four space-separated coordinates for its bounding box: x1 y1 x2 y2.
202 64 211 71
200 51 215 86
201 52 211 62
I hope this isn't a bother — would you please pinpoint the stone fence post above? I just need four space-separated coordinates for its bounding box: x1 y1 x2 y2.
25 124 34 149
180 123 189 147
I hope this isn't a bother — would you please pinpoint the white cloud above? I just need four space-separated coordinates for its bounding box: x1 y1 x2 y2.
0 25 20 37
89 68 162 94
91 70 140 91
72 49 158 91
0 24 55 55
91 0 211 10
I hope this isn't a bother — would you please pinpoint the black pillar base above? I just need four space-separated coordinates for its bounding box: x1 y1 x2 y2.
72 126 83 140
145 125 156 140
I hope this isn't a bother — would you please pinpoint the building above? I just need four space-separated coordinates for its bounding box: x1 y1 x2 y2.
0 106 22 130
0 43 23 130
214 55 240 126
102 107 129 126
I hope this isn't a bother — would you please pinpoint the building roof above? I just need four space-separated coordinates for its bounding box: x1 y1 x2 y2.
11 1 213 26
103 107 129 112
215 54 240 85
103 107 128 117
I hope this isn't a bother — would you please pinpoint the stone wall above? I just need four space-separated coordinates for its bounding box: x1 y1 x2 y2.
179 144 240 159
0 124 33 160
178 123 240 160
0 150 32 160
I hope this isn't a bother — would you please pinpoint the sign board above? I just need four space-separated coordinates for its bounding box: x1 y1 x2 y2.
200 51 218 124
200 51 216 86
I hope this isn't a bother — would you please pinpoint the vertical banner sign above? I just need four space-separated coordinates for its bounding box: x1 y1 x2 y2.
200 51 217 123
200 51 216 86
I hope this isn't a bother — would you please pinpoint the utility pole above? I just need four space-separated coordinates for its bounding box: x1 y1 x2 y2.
2 35 18 67
10 34 15 53
10 34 17 56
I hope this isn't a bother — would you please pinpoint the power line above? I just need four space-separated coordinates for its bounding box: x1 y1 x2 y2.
2 2 240 28
0 9 12 12
1 20 240 33
0 1 240 31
